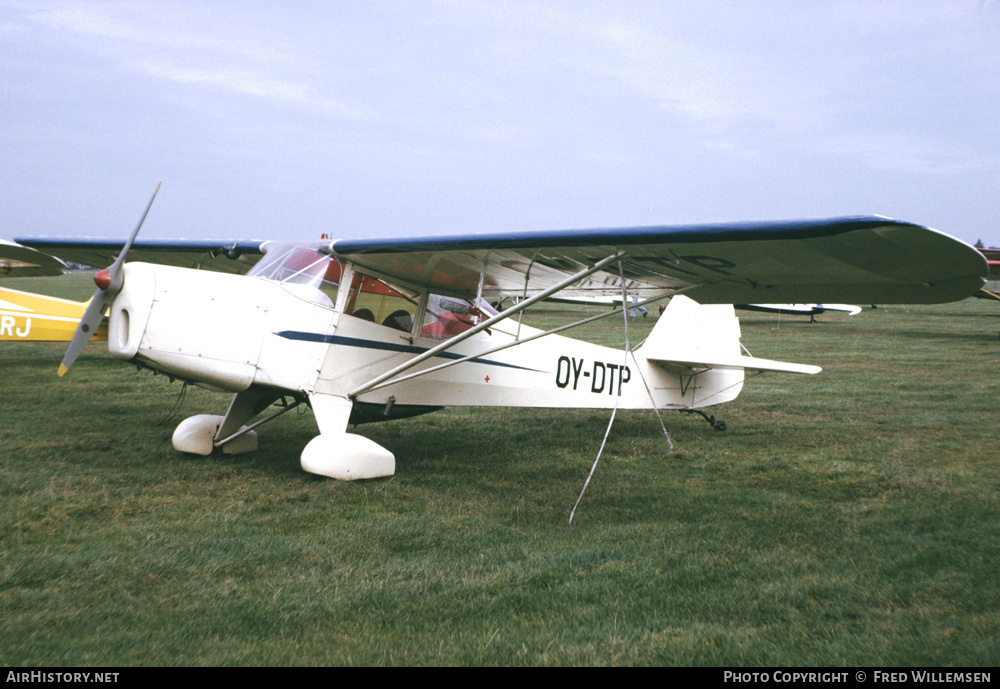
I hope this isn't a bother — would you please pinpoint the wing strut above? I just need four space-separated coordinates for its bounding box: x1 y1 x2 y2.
348 251 626 398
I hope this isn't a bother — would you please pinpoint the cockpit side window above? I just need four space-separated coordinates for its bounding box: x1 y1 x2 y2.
345 272 418 333
249 246 500 336
420 295 497 340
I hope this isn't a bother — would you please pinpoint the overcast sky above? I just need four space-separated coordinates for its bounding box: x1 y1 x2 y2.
3 1 999 248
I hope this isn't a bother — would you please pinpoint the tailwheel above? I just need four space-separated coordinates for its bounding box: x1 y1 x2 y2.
680 409 728 432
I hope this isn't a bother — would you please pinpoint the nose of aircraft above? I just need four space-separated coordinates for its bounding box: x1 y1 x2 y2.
57 182 161 377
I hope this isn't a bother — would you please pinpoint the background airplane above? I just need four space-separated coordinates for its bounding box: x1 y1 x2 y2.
0 240 106 342
0 239 65 278
533 293 862 322
0 286 107 343
974 247 1000 300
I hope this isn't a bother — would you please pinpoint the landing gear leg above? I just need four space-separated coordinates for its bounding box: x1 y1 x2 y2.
681 409 728 432
302 394 395 480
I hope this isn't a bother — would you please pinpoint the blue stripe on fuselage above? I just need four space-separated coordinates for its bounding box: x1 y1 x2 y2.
274 331 540 372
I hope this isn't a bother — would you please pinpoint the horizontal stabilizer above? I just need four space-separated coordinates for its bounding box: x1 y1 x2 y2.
647 353 821 375
641 295 821 377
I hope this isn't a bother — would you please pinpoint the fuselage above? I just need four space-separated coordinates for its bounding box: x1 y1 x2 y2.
107 255 745 416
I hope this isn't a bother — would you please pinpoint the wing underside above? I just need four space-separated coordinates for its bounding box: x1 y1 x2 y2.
14 216 987 305
328 216 987 305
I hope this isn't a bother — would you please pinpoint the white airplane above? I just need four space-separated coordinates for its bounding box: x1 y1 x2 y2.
736 303 862 317
11 188 989 480
736 302 862 324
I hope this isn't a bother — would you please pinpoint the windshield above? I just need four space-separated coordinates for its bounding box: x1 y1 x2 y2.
248 244 342 307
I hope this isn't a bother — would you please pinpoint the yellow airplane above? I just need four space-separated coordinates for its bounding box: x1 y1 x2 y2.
0 286 108 343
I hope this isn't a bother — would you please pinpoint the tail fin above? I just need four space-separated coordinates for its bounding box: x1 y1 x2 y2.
0 286 107 342
638 296 819 409
641 296 739 368
641 296 820 375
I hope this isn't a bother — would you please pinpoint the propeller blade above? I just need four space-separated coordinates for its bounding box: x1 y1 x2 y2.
58 293 112 377
57 182 162 376
104 181 162 293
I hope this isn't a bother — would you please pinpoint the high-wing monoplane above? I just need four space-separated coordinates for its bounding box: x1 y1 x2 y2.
12 192 988 480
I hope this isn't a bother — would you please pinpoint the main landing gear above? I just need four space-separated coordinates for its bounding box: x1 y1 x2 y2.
680 409 728 432
171 391 397 481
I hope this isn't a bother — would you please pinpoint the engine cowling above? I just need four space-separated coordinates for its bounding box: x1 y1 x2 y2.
108 262 335 393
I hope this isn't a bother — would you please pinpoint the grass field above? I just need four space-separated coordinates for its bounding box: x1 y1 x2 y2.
2 273 998 666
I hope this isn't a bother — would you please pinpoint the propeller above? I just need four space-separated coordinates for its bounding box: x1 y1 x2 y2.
58 182 162 377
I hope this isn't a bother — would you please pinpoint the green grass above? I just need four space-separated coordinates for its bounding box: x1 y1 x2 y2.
2 275 999 666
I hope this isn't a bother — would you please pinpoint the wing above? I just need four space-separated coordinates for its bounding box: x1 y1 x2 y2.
13 238 268 275
0 239 67 278
15 216 987 305
329 216 987 305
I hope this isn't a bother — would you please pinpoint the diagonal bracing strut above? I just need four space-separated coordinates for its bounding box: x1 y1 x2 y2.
348 251 626 398
356 289 679 396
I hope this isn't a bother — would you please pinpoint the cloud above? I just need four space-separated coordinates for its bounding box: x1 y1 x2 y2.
23 2 351 114
141 61 303 99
